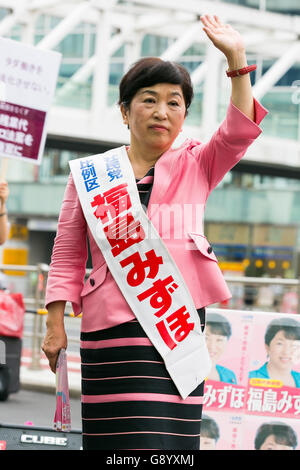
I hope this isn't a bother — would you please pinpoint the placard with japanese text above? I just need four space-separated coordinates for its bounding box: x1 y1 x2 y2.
0 37 61 164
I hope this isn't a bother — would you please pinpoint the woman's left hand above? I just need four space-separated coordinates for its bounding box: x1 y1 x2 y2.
200 14 245 58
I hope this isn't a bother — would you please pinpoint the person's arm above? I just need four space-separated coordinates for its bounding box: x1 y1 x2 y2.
44 173 88 314
41 300 67 373
0 181 9 245
227 51 254 121
42 173 88 373
188 15 268 193
200 14 255 121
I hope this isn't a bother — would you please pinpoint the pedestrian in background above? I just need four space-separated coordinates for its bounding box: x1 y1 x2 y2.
0 180 9 245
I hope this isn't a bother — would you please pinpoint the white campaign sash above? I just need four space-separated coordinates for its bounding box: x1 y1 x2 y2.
69 146 211 399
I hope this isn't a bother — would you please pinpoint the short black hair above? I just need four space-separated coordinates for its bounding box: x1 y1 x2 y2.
264 317 300 346
206 313 232 339
255 422 298 450
200 414 220 441
118 57 194 114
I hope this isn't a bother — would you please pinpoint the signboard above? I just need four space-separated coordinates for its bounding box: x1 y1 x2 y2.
0 37 61 165
252 224 297 247
206 223 250 245
203 308 300 450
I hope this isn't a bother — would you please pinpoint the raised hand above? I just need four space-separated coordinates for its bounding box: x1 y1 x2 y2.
200 14 245 59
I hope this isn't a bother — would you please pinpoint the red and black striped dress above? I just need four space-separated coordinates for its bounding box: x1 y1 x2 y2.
80 167 206 450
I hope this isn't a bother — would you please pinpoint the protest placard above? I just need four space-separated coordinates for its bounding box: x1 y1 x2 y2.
0 37 61 168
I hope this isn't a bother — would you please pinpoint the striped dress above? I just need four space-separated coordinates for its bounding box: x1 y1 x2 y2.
80 166 206 450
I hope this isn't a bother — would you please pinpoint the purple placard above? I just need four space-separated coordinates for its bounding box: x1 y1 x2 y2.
0 100 46 161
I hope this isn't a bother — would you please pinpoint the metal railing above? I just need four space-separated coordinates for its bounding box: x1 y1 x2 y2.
0 263 300 370
224 274 300 314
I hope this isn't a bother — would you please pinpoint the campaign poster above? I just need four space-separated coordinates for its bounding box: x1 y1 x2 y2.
200 410 244 450
246 312 300 419
242 414 300 451
0 37 61 164
203 308 254 414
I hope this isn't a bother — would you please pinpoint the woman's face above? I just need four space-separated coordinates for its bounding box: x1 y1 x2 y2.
200 435 217 450
121 82 186 154
266 330 300 372
259 434 294 450
205 325 229 364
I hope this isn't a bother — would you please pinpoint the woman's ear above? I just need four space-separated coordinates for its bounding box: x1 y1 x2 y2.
120 103 129 128
265 344 270 360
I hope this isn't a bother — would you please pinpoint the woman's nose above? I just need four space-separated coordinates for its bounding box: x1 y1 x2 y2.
153 103 167 119
282 343 292 355
206 338 216 351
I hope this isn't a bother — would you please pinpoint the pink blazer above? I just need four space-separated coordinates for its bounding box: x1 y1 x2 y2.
45 98 268 332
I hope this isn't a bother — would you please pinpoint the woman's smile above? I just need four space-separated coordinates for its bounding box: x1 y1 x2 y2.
279 356 292 364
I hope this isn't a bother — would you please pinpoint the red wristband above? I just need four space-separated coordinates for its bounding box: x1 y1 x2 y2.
226 64 257 77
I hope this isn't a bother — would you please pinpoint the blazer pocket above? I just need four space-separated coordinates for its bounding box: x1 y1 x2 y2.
188 232 218 262
81 263 107 297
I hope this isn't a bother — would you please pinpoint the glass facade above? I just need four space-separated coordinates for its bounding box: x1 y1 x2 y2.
54 35 300 141
0 4 298 171
6 157 300 250
222 0 300 14
3 5 295 138
0 3 299 297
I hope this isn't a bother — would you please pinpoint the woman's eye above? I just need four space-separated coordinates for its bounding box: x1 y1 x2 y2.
144 98 155 103
169 101 179 106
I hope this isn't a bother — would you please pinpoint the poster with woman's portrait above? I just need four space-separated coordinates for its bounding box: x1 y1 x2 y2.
243 415 300 451
200 410 244 450
205 309 255 385
246 312 300 419
203 308 254 414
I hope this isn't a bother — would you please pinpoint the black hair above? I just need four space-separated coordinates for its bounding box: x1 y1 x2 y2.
264 317 300 346
118 57 194 114
200 414 220 441
206 312 232 339
254 422 298 450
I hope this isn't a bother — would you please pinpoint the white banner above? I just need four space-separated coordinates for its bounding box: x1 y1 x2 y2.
70 146 211 399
